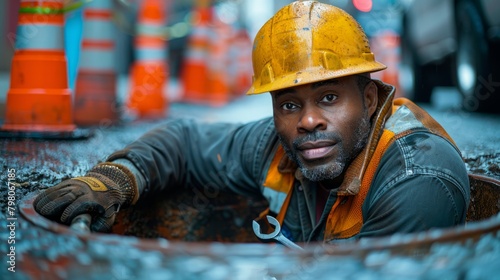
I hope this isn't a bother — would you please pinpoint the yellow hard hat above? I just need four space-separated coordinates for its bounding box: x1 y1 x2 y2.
246 0 387 95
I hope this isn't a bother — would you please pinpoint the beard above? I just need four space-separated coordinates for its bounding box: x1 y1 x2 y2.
278 111 371 182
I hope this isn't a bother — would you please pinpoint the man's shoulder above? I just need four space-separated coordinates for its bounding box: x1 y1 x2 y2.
373 130 466 181
391 131 463 166
239 116 278 142
363 130 470 230
372 130 469 197
379 131 465 173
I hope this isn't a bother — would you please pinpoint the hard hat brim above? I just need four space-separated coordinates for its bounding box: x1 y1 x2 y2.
246 61 387 95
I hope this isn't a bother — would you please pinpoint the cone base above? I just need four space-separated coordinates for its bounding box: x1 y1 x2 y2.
181 92 230 107
10 50 69 89
181 62 208 103
178 97 230 107
74 71 119 126
3 88 76 131
126 108 167 120
1 124 76 132
127 62 168 119
0 127 92 140
181 65 231 107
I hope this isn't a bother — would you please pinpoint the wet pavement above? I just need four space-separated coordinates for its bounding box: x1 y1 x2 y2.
1 85 500 279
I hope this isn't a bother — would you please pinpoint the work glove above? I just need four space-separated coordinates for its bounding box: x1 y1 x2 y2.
34 162 139 232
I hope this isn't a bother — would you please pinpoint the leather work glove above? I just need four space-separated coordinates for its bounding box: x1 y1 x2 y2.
34 162 139 232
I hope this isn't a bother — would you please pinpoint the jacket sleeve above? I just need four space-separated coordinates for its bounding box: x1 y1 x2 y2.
106 117 279 198
358 132 470 237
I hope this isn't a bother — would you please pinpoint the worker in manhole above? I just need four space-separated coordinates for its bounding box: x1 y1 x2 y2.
34 1 470 243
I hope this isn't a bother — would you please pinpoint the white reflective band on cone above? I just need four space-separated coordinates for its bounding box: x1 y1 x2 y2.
20 0 64 2
136 48 166 62
137 23 165 37
86 0 113 9
79 49 114 71
185 49 207 62
191 27 211 39
83 20 115 41
15 24 63 50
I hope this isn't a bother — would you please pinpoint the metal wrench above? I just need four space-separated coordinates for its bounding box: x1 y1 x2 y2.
70 213 92 233
253 215 303 250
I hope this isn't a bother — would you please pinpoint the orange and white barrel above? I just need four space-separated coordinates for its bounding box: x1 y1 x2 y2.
2 0 76 132
73 0 119 126
126 0 169 119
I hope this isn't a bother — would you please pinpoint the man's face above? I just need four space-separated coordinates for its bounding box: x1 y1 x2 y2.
271 76 373 183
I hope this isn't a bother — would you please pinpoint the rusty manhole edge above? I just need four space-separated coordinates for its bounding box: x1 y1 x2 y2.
18 190 500 257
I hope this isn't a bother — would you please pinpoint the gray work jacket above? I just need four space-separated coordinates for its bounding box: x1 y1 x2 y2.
108 87 470 243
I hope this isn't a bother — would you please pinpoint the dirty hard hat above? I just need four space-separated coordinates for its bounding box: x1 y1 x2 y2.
246 0 387 95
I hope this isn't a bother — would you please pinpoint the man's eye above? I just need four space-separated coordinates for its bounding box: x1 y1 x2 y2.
321 94 337 103
281 103 298 110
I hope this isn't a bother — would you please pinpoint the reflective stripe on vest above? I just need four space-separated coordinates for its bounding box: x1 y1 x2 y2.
261 98 458 241
262 145 295 214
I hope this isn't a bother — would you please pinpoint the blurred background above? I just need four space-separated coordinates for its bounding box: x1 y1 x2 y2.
0 0 499 125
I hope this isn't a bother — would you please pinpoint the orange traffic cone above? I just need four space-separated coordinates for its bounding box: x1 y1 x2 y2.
2 0 76 133
73 0 119 126
371 30 404 98
180 0 211 104
203 17 231 106
126 0 169 119
228 28 253 99
205 12 232 107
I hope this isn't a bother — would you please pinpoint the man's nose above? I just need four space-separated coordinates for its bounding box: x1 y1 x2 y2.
297 106 327 133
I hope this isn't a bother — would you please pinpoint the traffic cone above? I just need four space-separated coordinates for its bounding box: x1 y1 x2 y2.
2 0 76 133
371 30 404 98
73 0 119 126
228 28 253 99
205 13 232 107
126 0 169 119
180 0 211 104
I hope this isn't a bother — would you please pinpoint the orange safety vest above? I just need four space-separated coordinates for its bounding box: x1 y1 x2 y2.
259 98 458 241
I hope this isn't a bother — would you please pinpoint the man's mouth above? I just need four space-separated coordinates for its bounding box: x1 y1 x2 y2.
297 141 336 160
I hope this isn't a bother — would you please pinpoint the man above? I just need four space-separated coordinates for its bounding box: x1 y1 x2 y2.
34 1 470 243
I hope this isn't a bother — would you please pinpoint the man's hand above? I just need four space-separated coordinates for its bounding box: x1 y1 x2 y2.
34 163 138 232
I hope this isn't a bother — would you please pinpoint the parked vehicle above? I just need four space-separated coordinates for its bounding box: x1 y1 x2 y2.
400 0 500 112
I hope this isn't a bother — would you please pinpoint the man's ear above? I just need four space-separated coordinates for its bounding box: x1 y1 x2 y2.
364 81 378 118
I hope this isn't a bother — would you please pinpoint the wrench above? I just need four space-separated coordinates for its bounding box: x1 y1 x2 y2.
70 213 92 233
253 215 303 250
